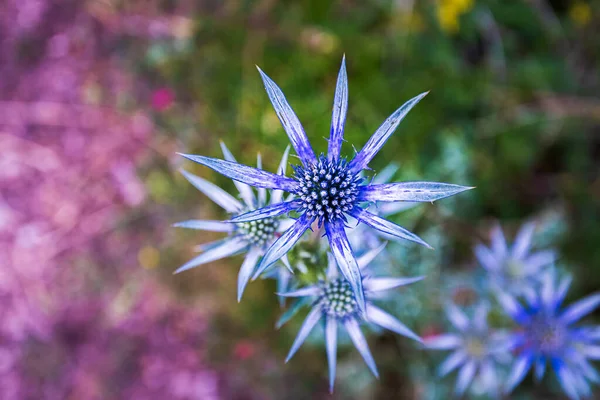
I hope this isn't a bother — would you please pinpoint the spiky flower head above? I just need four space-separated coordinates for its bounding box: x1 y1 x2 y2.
178 56 472 313
172 143 293 302
425 303 511 397
278 244 424 392
499 270 600 399
475 222 556 297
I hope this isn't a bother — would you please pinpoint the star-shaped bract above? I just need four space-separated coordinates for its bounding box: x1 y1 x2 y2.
278 244 424 392
475 222 556 297
499 270 600 399
173 142 292 302
426 303 511 397
178 57 472 312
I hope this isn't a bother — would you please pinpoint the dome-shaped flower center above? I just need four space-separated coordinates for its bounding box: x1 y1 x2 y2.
528 316 566 354
320 278 358 318
236 217 278 247
465 337 486 359
294 156 361 224
505 258 525 279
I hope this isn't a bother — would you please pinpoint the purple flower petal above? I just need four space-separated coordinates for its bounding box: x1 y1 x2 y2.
179 154 299 192
535 356 546 381
474 244 498 271
497 292 526 322
174 236 248 274
328 56 348 162
326 252 338 279
256 67 316 166
357 242 387 269
350 208 431 249
276 268 291 308
281 254 294 273
325 220 366 314
229 200 301 223
579 358 600 382
271 146 291 205
256 153 267 206
525 250 556 271
252 213 313 279
277 286 320 298
275 297 312 329
172 219 233 232
555 275 573 309
446 304 469 331
424 334 462 350
325 317 338 393
285 305 322 362
553 358 581 400
180 169 243 213
219 141 256 208
193 238 228 253
373 163 399 184
366 304 421 343
344 318 379 378
348 92 428 174
490 224 508 257
455 361 476 396
480 360 499 395
561 293 600 325
540 270 556 311
364 276 425 292
473 303 489 331
377 201 419 216
359 182 473 203
512 222 535 260
504 353 534 394
438 350 467 377
237 248 262 302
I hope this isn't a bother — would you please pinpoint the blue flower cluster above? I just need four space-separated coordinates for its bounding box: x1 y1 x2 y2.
172 56 599 397
426 224 600 399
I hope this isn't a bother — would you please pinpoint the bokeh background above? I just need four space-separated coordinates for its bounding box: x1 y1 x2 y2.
1 0 599 399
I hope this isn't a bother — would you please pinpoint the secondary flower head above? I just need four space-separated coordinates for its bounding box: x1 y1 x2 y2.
475 222 556 297
425 303 511 397
173 142 293 302
499 270 600 399
278 244 424 392
178 56 472 313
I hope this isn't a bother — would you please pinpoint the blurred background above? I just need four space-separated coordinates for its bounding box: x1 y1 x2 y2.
1 0 599 399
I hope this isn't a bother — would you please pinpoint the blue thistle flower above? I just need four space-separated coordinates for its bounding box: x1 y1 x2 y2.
178 56 472 312
278 244 424 392
499 270 600 399
425 303 511 397
173 142 293 302
475 222 556 297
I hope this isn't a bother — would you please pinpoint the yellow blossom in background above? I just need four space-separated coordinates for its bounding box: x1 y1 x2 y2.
138 245 160 269
437 0 474 34
570 1 592 27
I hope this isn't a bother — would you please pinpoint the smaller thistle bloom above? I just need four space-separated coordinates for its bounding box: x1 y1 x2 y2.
179 56 472 312
278 244 424 392
499 271 600 399
425 303 510 397
475 222 556 297
173 142 293 302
